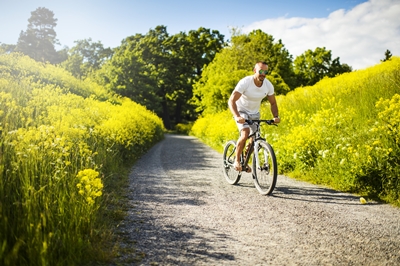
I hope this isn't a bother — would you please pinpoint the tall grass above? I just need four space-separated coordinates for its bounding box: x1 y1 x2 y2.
191 57 400 206
0 53 164 265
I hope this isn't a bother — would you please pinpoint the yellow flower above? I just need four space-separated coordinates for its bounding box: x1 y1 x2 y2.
76 169 103 204
360 197 367 204
372 140 380 146
86 197 94 205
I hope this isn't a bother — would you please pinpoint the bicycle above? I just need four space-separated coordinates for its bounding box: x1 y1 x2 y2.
222 119 278 195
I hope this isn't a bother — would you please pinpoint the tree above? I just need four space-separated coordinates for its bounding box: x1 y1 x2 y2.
0 43 16 54
165 27 226 122
193 30 293 115
381 49 392 62
95 33 160 113
97 26 225 129
329 57 352 77
133 25 178 129
293 47 352 87
15 7 61 63
95 27 175 128
61 38 113 78
228 30 296 89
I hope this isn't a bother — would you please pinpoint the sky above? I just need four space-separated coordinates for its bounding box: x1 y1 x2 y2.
0 0 399 70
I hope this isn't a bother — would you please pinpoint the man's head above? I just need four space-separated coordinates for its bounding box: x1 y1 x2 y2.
253 61 269 81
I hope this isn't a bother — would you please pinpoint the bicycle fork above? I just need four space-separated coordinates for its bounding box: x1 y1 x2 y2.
253 141 261 176
253 141 270 174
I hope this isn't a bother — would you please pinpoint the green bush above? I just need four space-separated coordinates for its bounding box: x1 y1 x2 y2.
174 122 194 135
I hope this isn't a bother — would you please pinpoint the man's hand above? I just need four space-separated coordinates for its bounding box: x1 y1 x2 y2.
235 116 245 124
273 117 281 124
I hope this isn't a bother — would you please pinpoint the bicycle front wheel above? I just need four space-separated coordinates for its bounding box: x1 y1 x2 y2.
253 141 277 195
222 140 241 185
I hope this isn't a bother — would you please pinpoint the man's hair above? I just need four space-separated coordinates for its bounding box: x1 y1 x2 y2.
254 61 268 69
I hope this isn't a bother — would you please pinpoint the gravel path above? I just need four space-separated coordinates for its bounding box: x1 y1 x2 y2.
114 134 400 265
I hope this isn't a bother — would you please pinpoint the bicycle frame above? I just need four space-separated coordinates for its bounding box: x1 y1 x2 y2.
223 118 278 194
241 120 272 172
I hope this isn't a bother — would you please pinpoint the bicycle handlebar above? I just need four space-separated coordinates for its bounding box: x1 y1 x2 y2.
245 119 278 126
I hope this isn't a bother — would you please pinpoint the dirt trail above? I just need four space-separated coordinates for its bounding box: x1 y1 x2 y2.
114 134 400 265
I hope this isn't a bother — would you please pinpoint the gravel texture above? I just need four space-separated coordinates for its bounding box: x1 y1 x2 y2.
114 134 400 265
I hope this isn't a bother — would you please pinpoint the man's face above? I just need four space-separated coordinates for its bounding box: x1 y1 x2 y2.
255 64 268 81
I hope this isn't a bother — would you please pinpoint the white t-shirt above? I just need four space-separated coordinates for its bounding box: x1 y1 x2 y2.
234 75 275 114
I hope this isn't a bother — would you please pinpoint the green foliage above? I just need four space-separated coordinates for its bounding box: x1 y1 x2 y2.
381 49 393 62
230 30 296 88
0 52 110 100
193 53 250 114
190 110 238 152
97 26 225 129
15 7 63 64
193 30 294 115
60 38 113 79
166 27 226 123
0 43 16 53
365 94 400 202
191 57 400 207
293 47 352 87
0 53 164 265
174 122 194 135
9 8 356 128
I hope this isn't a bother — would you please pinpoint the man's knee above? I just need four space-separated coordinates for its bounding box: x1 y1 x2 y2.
240 128 250 138
237 129 248 145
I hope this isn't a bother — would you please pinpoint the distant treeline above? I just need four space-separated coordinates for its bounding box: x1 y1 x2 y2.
0 7 365 129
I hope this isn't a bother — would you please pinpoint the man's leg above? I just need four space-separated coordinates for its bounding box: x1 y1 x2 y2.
235 128 250 171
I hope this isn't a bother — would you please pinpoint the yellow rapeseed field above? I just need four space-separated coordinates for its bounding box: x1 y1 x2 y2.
191 57 400 207
0 53 164 265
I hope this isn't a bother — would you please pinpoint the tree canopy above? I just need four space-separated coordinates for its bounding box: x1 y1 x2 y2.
4 6 357 127
193 30 294 115
61 38 113 78
293 47 352 87
15 7 63 64
96 26 225 129
381 49 392 62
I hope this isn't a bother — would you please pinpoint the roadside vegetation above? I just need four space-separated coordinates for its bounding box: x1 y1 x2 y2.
191 57 400 207
0 53 164 265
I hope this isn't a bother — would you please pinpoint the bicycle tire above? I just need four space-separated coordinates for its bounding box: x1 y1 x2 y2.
252 141 277 195
222 140 241 185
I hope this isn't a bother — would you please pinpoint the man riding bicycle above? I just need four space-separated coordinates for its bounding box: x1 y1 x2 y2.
228 61 280 172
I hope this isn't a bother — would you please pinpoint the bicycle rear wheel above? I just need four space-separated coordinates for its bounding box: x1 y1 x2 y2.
222 140 241 185
253 141 277 195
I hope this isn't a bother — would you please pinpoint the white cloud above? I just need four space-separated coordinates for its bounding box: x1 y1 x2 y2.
243 0 400 70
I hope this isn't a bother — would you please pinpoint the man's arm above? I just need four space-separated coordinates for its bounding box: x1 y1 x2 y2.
228 91 245 124
267 94 280 123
